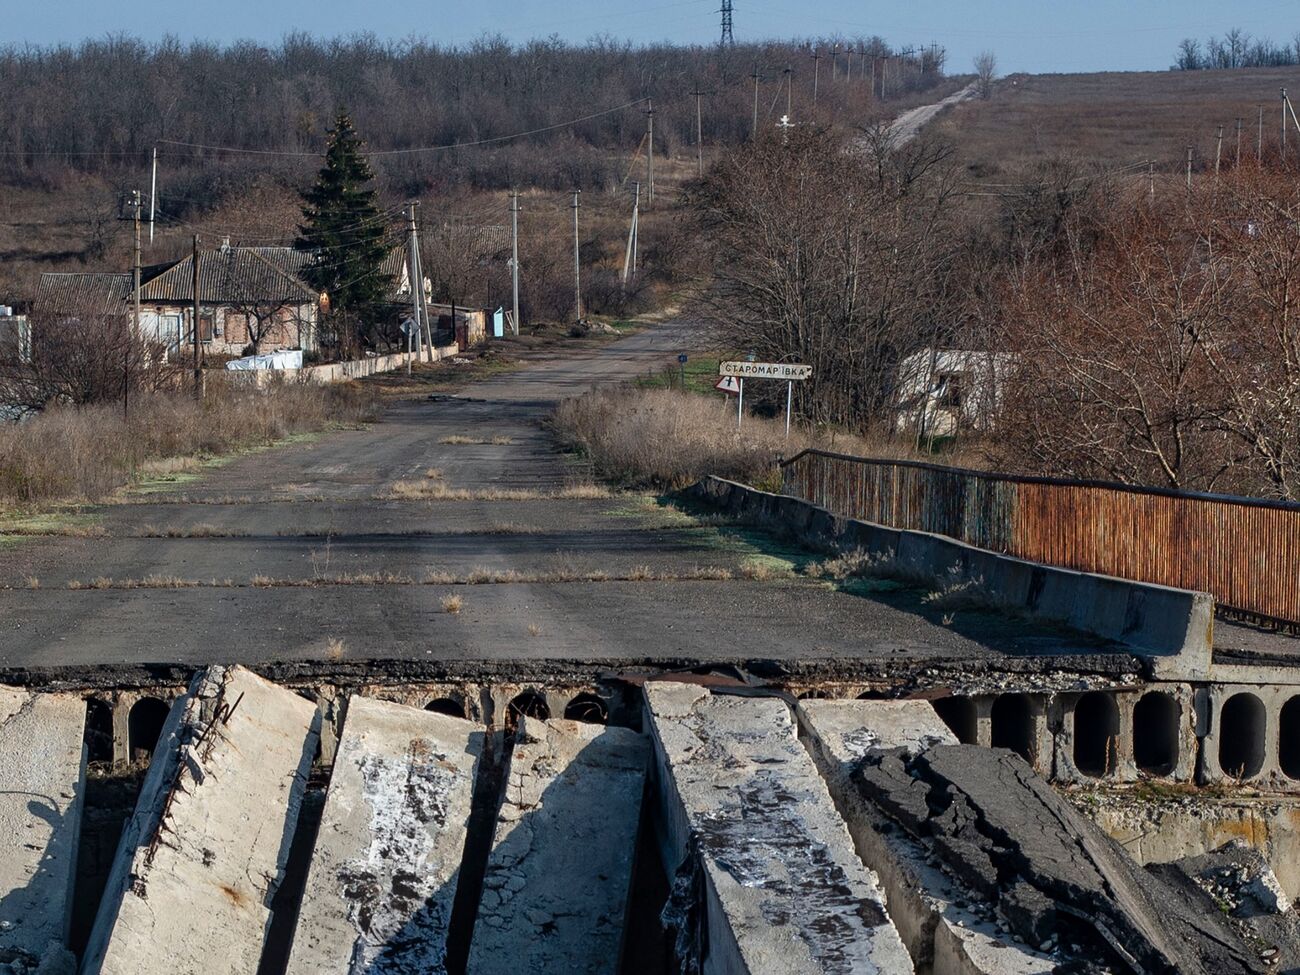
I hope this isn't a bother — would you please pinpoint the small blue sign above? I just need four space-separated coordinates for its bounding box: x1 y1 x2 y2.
678 353 689 364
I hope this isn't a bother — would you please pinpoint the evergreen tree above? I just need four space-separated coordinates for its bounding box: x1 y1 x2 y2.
296 112 393 331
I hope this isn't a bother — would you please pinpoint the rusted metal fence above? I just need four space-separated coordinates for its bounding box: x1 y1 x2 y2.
781 449 1300 626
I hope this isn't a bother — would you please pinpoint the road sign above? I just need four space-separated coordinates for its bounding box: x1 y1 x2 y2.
714 375 741 395
719 361 812 380
678 353 689 363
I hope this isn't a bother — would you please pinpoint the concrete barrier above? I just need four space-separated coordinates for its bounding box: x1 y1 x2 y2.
796 699 1054 975
687 476 1214 677
81 665 319 975
644 681 914 974
285 694 482 973
232 343 460 387
467 718 646 975
0 687 85 973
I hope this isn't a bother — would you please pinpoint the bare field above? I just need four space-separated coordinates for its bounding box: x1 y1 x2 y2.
934 67 1300 183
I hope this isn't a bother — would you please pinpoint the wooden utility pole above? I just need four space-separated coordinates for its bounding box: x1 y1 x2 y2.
750 67 762 138
810 51 822 106
571 190 582 323
509 192 520 336
191 234 202 400
645 99 655 207
1215 125 1224 176
783 66 792 116
691 87 706 177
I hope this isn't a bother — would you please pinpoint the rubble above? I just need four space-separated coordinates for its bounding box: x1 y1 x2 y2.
0 688 85 975
645 681 914 974
853 744 1267 974
285 695 483 974
467 717 646 974
80 666 319 975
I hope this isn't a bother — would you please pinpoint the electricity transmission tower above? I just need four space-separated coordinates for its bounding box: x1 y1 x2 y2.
719 0 734 46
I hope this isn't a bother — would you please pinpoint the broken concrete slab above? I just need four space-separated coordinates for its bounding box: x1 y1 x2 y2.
796 699 1053 975
284 694 483 974
644 681 914 974
81 665 318 975
854 743 1267 974
467 717 646 975
0 687 85 974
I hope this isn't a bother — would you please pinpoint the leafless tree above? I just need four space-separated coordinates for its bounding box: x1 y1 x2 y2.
974 51 997 99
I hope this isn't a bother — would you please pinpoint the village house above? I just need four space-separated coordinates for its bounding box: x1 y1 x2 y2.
34 242 416 360
893 348 1016 439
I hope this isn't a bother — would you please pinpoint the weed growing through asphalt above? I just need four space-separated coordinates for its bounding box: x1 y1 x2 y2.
325 638 346 661
438 435 514 445
442 594 463 614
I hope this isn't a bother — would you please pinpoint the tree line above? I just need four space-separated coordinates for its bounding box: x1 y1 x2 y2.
0 33 946 193
1173 30 1300 70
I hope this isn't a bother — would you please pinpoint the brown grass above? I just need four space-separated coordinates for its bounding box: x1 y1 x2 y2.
441 593 463 614
378 482 608 501
438 434 514 445
325 637 347 661
0 379 379 511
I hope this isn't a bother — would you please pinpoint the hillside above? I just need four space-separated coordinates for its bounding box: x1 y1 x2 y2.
932 66 1300 185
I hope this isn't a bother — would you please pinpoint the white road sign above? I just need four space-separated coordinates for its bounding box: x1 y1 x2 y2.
714 375 741 394
719 361 812 380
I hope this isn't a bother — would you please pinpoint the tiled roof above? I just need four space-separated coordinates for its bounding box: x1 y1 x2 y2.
35 272 133 315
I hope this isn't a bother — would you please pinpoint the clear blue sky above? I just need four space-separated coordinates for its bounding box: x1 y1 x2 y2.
7 0 1299 74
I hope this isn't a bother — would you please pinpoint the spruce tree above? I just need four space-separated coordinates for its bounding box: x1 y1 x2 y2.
296 112 393 329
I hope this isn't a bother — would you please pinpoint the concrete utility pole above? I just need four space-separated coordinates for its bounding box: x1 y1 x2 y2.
509 191 521 336
570 190 582 323
406 203 423 366
1258 105 1265 162
645 99 655 208
129 189 141 419
1284 89 1289 160
1236 117 1244 168
870 56 877 100
1148 160 1155 205
1215 125 1224 176
1186 146 1194 189
750 68 762 138
149 147 157 245
622 182 640 285
830 45 839 82
191 234 202 400
783 66 792 116
811 51 822 106
691 87 706 177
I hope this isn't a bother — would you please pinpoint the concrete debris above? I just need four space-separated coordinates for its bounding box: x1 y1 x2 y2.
798 700 1054 975
286 695 482 975
853 743 1267 974
81 665 319 975
0 688 84 975
644 681 914 974
1155 841 1300 974
467 717 646 974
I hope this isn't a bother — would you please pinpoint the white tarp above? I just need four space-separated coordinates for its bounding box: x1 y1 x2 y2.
225 349 303 371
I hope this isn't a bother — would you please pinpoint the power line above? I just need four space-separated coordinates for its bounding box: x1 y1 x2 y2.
157 97 650 158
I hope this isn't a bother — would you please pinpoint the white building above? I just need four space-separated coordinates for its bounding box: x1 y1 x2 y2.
894 348 1016 438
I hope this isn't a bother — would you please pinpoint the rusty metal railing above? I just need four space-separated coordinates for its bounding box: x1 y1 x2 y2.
780 449 1300 627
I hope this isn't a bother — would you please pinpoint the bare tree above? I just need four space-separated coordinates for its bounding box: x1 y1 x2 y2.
974 51 997 98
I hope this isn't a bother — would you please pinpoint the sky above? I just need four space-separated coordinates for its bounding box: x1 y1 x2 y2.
6 0 1300 74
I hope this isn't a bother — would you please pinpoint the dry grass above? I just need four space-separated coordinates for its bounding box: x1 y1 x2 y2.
325 638 347 661
0 380 379 511
140 523 243 538
441 593 463 614
379 482 609 502
23 576 38 589
438 434 514 445
527 623 542 637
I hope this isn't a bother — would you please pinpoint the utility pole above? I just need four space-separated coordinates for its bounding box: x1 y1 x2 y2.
1215 125 1224 176
830 45 839 82
129 189 141 420
1284 89 1289 160
645 99 655 207
406 203 424 364
881 55 888 100
191 234 202 400
149 147 157 246
571 190 582 323
783 66 792 116
811 51 822 107
1259 105 1265 162
1186 146 1194 189
691 87 706 177
509 191 521 336
870 56 877 100
750 68 762 139
1148 160 1155 205
1236 117 1243 168
622 182 640 285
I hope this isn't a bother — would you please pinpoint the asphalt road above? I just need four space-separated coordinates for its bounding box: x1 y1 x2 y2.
0 320 1104 671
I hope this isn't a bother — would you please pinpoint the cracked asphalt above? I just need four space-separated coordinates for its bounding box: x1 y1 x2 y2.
0 320 1109 670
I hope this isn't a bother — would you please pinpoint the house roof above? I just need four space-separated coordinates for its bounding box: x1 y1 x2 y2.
35 272 133 315
139 247 318 305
